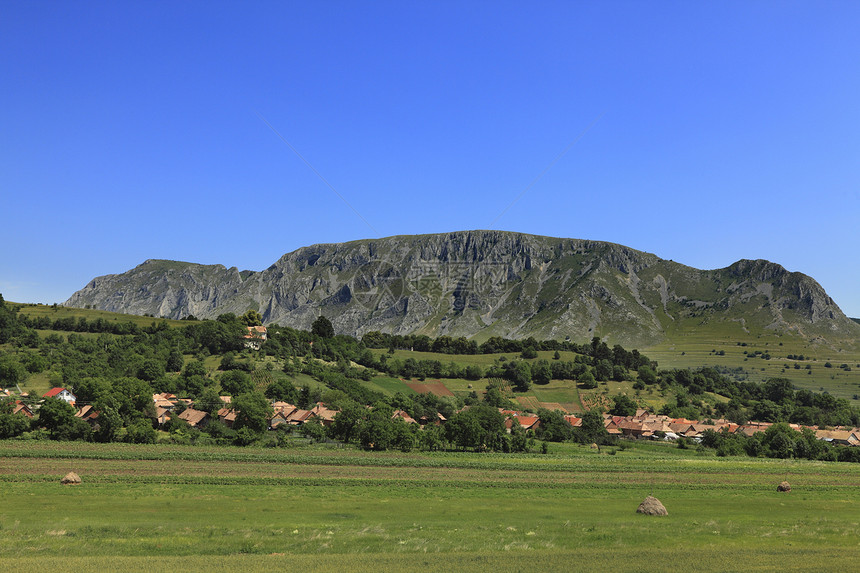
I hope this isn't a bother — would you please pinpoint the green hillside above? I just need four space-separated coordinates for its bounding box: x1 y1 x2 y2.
7 303 860 409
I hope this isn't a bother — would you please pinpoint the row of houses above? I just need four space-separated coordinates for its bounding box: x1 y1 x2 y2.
151 392 342 430
600 410 860 446
6 386 860 447
493 408 860 446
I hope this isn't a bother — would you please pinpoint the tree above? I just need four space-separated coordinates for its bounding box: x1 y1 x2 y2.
241 310 263 327
38 397 76 438
0 400 29 438
328 402 363 443
637 365 657 385
53 416 93 442
301 418 327 442
125 419 156 444
761 422 797 459
535 408 573 442
575 409 609 445
265 378 298 403
763 377 795 404
0 294 24 343
183 360 208 379
610 394 637 417
419 424 445 451
504 361 532 392
0 355 27 387
166 350 184 372
578 369 597 389
111 377 156 422
196 387 224 415
232 392 272 434
138 358 165 382
445 404 506 451
219 370 253 396
483 386 512 409
311 316 335 339
233 427 258 446
92 400 122 443
464 365 484 381
532 360 552 385
594 359 613 381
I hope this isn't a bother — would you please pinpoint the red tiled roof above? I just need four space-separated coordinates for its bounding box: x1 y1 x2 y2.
178 408 209 427
392 409 417 424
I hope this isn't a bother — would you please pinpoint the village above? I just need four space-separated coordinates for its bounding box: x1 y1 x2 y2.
6 383 860 448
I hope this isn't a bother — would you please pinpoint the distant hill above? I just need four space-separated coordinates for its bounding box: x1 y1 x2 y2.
65 230 860 347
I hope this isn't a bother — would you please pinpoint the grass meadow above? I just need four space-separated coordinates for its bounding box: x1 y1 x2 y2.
643 326 860 400
2 441 859 572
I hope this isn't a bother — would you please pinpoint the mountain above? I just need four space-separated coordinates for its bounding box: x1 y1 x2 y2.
64 230 860 347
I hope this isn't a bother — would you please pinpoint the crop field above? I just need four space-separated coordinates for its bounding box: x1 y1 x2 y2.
404 380 455 397
2 442 859 572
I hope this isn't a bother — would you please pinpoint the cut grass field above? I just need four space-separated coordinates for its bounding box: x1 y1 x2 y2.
2 441 859 571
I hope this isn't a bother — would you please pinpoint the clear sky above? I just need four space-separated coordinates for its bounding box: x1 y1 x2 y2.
2 1 859 316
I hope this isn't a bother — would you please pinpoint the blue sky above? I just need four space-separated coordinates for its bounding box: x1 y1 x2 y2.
2 1 859 316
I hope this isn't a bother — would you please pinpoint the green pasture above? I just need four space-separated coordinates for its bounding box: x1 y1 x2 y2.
13 303 188 329
370 348 582 367
362 376 418 396
371 348 517 366
643 328 860 401
1 441 859 571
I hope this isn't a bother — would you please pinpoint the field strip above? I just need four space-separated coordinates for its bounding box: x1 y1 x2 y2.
2 457 859 490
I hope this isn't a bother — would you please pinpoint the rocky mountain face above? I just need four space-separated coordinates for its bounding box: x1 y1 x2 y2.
64 231 859 346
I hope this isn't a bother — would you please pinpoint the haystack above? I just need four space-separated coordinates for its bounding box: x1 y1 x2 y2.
636 495 667 516
777 481 791 492
61 472 81 485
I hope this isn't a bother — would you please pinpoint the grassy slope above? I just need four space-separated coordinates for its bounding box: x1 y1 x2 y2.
1 441 858 572
9 303 860 408
642 322 860 400
12 302 188 328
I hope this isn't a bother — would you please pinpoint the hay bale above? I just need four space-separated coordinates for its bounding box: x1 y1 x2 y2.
61 472 81 485
777 481 791 492
636 495 668 516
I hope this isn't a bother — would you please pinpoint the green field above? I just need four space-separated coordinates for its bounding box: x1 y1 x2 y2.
1 441 859 571
13 302 188 329
643 328 860 400
366 331 860 407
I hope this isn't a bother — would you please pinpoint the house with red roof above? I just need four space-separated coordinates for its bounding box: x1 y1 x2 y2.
75 404 100 426
243 326 268 350
43 387 76 404
392 409 417 424
178 408 209 428
12 401 34 418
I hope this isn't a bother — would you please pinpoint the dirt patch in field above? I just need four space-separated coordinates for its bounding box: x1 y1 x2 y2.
539 402 568 413
404 380 455 397
559 401 582 413
515 396 541 410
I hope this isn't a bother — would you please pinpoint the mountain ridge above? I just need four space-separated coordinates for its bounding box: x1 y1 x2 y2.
64 230 860 347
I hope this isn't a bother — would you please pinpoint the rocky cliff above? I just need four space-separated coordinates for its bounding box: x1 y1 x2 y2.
64 231 859 346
